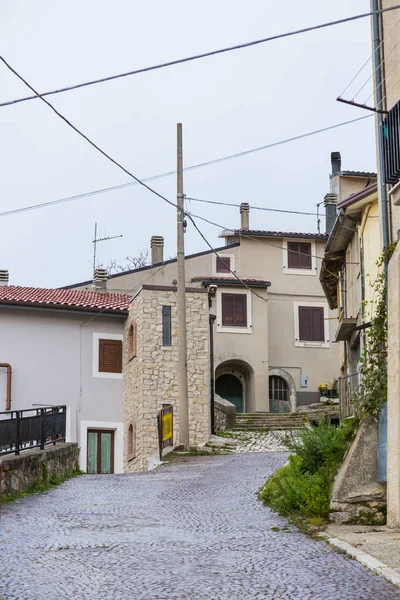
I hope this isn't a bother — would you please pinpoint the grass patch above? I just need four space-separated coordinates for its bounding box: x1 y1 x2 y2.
259 419 355 521
2 468 83 503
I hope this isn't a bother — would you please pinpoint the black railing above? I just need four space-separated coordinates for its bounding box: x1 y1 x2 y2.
0 406 67 456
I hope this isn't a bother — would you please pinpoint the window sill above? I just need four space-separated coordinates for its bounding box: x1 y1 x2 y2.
217 325 252 334
295 340 330 349
284 268 316 276
93 371 123 379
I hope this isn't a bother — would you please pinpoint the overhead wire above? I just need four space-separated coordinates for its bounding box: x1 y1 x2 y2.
1 57 271 304
1 5 400 108
186 196 324 217
0 115 372 219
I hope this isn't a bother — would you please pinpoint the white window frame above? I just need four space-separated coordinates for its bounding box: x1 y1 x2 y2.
213 253 236 276
80 420 123 474
293 301 330 348
283 239 317 276
93 332 123 379
216 288 252 334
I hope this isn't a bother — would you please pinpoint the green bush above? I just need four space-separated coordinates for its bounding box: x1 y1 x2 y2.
259 419 355 519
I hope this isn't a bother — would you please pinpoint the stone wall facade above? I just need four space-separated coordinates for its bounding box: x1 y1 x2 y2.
0 443 79 497
124 286 210 472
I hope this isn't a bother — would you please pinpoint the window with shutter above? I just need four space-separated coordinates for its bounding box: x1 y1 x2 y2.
287 242 312 269
298 306 324 341
99 339 123 373
216 256 231 273
222 293 247 327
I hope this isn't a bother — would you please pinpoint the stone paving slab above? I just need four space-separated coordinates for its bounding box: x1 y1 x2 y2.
1 453 400 599
212 431 296 453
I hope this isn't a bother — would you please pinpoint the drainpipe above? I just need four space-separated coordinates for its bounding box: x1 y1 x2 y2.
0 363 12 410
372 0 390 253
209 314 216 435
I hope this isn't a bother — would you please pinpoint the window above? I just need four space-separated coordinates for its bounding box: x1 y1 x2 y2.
127 421 136 461
298 306 324 341
288 242 312 269
127 323 137 361
216 256 231 273
162 306 172 346
98 339 123 373
222 293 247 327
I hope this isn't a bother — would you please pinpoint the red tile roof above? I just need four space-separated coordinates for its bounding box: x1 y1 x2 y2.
0 286 130 313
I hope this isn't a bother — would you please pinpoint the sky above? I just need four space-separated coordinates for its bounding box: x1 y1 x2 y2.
0 0 377 287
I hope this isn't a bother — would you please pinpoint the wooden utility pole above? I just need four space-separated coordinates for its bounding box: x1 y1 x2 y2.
177 123 189 447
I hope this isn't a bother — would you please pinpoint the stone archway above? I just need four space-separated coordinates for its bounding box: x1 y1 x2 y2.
268 368 297 413
215 359 254 413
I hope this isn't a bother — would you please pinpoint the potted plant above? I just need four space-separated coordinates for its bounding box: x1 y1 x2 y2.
328 378 338 398
318 382 329 397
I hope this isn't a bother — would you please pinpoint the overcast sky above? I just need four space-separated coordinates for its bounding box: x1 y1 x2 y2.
0 0 376 288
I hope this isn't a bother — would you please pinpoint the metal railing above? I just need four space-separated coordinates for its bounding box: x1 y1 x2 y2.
0 406 67 456
338 373 359 419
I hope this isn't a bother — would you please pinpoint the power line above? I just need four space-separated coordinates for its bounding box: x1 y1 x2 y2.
186 196 324 217
0 115 372 219
1 5 400 108
0 57 178 213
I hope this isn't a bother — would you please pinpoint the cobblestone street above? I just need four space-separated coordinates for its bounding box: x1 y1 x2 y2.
1 452 400 600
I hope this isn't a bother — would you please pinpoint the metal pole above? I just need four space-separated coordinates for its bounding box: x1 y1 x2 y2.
209 314 216 435
372 0 390 251
93 222 97 270
177 123 189 447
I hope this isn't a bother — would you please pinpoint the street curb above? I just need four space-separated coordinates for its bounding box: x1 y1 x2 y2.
320 533 400 587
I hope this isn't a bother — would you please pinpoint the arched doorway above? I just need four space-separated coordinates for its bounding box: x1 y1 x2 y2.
269 375 290 413
216 374 243 413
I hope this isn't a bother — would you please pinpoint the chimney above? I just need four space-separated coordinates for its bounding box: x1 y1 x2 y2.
151 236 164 265
240 202 250 231
93 268 108 292
324 193 338 235
331 152 341 176
0 270 9 286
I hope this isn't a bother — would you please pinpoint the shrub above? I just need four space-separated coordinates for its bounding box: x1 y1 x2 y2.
259 419 355 519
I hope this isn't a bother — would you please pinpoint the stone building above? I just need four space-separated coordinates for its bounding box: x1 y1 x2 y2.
123 285 210 472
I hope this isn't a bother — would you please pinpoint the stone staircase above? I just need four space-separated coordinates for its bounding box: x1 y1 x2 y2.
233 412 307 431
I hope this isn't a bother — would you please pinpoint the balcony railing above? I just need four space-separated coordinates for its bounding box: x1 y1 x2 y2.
338 373 359 419
0 406 67 456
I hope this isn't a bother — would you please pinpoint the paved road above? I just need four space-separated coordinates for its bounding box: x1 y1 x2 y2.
1 453 400 600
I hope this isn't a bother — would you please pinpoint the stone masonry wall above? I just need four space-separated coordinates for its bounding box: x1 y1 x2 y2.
124 287 210 472
0 442 79 497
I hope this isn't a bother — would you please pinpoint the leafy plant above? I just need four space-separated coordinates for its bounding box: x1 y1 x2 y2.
351 243 397 419
259 420 355 519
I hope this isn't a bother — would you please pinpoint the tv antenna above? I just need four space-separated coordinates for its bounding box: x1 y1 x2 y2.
92 222 123 270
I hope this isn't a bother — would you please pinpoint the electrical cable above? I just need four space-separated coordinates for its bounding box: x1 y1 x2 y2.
186 196 324 217
0 57 177 212
0 115 372 219
1 5 400 108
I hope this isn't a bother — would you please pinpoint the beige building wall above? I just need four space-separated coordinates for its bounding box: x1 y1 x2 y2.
123 287 210 472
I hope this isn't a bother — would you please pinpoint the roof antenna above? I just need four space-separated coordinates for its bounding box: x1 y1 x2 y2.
92 222 123 270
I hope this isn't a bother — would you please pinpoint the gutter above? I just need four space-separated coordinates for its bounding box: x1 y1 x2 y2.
0 302 128 318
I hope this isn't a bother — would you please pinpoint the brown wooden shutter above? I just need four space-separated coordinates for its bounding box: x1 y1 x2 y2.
222 294 234 325
234 294 247 326
311 307 324 341
216 256 231 273
222 293 247 326
288 242 311 269
99 339 123 373
299 307 324 341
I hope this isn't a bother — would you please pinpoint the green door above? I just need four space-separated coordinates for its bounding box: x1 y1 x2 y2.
216 374 243 413
87 430 114 474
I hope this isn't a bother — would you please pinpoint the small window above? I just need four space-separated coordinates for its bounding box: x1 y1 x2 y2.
162 306 172 346
216 256 231 273
298 306 324 341
288 242 312 269
127 421 136 461
99 339 122 373
222 293 247 327
127 323 137 361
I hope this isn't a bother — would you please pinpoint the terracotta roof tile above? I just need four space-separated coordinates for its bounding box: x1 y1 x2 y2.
221 230 328 239
0 286 130 312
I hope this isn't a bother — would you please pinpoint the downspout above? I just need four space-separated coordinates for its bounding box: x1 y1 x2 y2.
209 314 216 435
372 0 390 253
0 363 12 410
